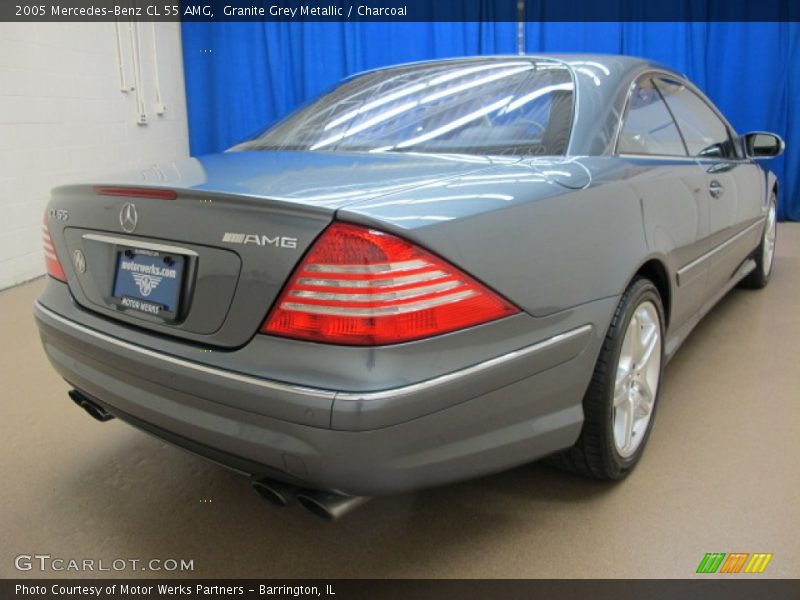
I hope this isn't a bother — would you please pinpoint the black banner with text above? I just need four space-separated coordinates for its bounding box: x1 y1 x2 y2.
3 0 800 22
4 579 800 600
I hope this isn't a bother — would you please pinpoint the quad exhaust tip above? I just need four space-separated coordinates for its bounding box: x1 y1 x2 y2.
295 492 369 522
251 477 368 521
251 478 299 507
68 389 115 422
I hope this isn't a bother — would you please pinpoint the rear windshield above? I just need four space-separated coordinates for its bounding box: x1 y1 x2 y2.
234 59 574 156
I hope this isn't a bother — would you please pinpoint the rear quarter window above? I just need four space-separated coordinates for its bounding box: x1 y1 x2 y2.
618 77 686 157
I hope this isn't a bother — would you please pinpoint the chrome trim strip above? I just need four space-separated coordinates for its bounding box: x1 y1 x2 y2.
665 257 757 362
617 153 700 162
82 233 199 257
618 153 751 165
336 324 594 402
35 302 592 403
676 218 764 286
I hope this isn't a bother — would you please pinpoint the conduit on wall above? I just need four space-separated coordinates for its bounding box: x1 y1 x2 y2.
114 22 169 123
151 23 166 115
113 20 131 92
129 21 147 124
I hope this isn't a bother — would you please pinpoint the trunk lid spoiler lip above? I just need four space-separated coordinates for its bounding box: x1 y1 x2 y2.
51 151 526 213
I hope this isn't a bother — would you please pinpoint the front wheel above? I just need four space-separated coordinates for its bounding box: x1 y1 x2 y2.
740 193 777 289
549 278 665 479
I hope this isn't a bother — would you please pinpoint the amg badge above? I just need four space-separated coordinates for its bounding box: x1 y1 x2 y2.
222 233 298 249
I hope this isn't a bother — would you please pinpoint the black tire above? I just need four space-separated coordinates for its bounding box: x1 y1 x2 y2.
739 193 777 290
548 278 665 480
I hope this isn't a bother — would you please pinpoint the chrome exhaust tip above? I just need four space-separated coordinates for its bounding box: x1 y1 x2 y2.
251 478 300 507
296 491 369 521
68 389 114 422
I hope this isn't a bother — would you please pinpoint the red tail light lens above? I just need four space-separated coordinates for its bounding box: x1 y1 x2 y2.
262 222 519 346
42 217 66 282
94 186 177 200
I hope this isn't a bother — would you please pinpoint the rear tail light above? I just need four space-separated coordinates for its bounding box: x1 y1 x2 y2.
42 216 66 282
94 186 177 200
262 222 519 346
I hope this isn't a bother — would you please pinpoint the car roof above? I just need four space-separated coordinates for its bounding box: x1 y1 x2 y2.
355 53 682 84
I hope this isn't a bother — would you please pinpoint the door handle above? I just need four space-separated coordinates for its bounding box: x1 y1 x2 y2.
709 180 725 198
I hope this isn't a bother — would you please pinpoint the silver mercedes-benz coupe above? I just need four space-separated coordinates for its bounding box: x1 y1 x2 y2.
35 55 783 520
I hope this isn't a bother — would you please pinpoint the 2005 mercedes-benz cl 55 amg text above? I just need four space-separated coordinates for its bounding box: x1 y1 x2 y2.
35 55 783 520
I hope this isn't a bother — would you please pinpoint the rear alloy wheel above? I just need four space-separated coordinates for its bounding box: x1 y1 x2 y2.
740 193 777 289
548 278 665 479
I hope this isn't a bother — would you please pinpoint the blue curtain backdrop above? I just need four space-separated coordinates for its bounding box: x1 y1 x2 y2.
182 21 799 220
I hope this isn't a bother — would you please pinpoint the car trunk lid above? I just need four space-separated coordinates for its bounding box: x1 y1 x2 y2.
47 151 501 348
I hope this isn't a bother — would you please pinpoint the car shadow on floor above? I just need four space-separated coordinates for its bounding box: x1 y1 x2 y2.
43 423 617 578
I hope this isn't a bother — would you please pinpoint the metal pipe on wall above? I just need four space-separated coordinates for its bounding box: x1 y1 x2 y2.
113 20 131 92
150 23 166 115
129 21 147 124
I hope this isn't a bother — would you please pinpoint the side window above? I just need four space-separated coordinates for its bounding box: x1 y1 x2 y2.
655 78 735 159
618 78 686 156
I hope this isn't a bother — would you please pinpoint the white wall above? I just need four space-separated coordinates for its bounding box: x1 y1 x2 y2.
0 22 190 290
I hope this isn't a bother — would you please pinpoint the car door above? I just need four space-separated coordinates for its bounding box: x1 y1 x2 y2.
616 75 710 333
654 77 763 298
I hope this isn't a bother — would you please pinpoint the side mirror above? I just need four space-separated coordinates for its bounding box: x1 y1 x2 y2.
743 132 785 159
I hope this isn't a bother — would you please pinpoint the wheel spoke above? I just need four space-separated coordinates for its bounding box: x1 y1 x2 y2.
621 318 636 361
621 396 635 450
629 313 642 363
635 385 653 417
637 325 659 371
615 360 632 389
613 378 629 407
617 321 636 385
638 376 654 405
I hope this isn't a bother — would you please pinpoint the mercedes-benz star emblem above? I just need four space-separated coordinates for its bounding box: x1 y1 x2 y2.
72 249 86 273
120 203 138 233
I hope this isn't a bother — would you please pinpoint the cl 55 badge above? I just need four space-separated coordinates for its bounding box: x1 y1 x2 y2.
222 233 298 249
48 208 69 221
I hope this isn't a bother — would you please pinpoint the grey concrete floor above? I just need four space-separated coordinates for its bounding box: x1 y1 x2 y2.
1 225 798 579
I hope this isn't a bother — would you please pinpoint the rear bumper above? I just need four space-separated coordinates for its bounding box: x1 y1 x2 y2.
34 282 611 496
